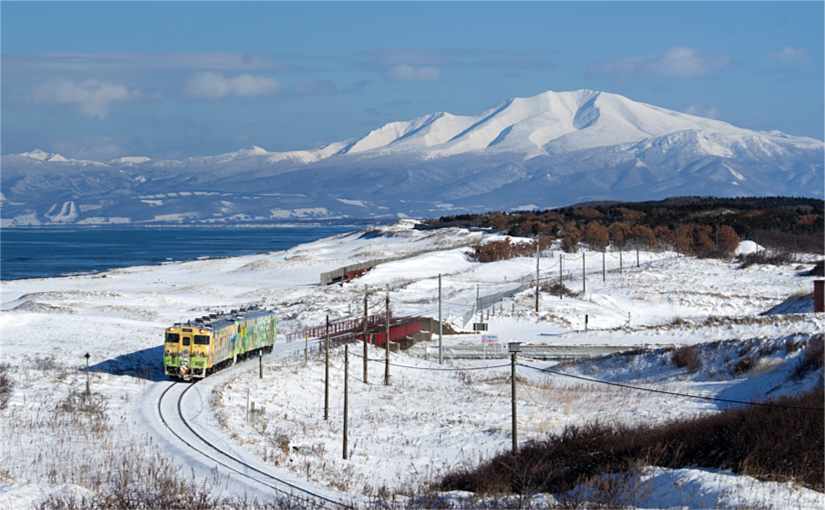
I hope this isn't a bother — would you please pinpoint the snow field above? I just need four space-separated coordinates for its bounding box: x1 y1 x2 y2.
1 222 823 507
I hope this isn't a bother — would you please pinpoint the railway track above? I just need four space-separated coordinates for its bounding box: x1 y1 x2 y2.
157 380 351 508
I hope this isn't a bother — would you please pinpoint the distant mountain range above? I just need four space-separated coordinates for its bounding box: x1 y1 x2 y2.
2 89 822 226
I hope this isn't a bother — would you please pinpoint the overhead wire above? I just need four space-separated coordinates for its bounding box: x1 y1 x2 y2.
350 351 509 371
517 362 824 412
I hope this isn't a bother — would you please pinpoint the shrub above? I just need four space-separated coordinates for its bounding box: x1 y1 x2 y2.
718 225 740 255
583 222 609 251
792 335 824 380
737 250 798 268
732 356 754 375
440 389 824 495
670 345 701 372
561 224 581 253
469 237 552 263
540 281 578 298
0 366 12 410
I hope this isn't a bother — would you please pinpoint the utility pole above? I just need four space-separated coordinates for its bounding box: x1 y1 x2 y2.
438 273 443 365
83 353 90 396
509 342 521 455
384 289 390 386
363 286 368 383
619 249 623 274
304 332 308 366
582 251 586 294
258 349 263 379
476 285 481 321
636 248 640 268
534 241 540 313
324 314 330 421
343 344 349 460
602 250 606 282
559 254 563 300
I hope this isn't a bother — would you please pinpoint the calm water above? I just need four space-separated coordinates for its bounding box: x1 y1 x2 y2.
1 225 356 280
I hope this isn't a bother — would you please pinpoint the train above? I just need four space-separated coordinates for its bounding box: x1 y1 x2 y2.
163 306 277 381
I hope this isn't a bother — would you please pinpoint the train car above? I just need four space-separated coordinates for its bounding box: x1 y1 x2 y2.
163 306 277 381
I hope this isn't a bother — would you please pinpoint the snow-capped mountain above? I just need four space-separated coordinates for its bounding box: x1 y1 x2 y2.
2 89 822 226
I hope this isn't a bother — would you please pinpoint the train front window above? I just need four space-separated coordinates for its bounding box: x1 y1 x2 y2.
194 335 210 345
165 333 180 343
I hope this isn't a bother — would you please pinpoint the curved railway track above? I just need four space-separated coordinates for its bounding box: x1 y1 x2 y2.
157 381 350 508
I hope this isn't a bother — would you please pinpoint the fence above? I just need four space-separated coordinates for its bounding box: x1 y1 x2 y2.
320 240 478 285
459 248 682 327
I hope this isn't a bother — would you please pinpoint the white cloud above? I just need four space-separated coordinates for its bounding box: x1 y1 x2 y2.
33 79 137 118
185 72 279 99
599 47 729 78
388 64 440 81
769 47 809 65
684 104 720 119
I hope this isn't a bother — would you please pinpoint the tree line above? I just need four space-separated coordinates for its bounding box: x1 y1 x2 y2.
425 196 824 261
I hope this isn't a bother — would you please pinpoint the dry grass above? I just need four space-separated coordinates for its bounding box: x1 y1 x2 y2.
440 388 824 495
0 365 12 410
736 250 798 268
792 335 824 380
670 345 701 372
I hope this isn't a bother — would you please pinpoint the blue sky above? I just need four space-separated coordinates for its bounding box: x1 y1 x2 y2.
2 1 822 159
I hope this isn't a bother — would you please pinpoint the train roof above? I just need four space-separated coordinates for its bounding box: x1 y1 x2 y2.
169 306 275 332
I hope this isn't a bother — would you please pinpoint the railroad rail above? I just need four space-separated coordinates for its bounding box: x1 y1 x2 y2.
157 381 351 508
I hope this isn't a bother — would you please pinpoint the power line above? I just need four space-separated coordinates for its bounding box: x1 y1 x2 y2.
517 363 824 412
350 352 509 371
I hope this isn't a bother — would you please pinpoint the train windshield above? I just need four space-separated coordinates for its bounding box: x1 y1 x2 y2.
194 335 210 345
165 333 180 343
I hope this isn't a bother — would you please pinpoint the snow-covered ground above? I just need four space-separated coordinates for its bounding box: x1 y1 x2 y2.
0 221 822 508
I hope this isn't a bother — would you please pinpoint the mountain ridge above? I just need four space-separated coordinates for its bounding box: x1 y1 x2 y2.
2 89 822 226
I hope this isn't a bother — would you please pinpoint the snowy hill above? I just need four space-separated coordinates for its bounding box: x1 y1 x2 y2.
2 89 822 225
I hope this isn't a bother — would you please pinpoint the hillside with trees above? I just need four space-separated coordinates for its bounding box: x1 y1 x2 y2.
420 196 824 258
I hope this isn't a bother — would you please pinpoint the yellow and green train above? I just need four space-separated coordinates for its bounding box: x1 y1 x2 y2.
163 306 277 380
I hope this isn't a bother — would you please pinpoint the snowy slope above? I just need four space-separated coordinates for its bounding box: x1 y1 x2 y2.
2 89 823 225
1 223 823 507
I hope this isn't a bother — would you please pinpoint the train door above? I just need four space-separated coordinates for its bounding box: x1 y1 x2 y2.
180 335 192 379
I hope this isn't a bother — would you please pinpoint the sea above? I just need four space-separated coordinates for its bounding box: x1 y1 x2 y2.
0 224 360 281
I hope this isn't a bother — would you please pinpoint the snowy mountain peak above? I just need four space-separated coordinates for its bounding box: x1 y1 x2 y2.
1 88 822 226
19 149 56 161
111 156 152 165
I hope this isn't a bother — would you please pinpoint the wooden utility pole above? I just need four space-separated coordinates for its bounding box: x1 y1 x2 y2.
258 349 263 379
509 343 521 455
636 248 640 268
535 242 540 312
343 344 349 459
559 254 563 300
619 249 623 274
84 353 90 396
304 332 308 366
324 314 330 421
384 289 390 386
602 250 606 282
582 251 586 294
438 273 443 365
363 286 368 383
476 284 481 321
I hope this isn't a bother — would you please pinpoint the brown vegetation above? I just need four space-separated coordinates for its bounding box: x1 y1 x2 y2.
670 345 701 372
469 237 552 263
421 197 824 256
0 365 12 410
583 222 609 251
792 335 824 380
737 250 798 268
440 389 824 495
